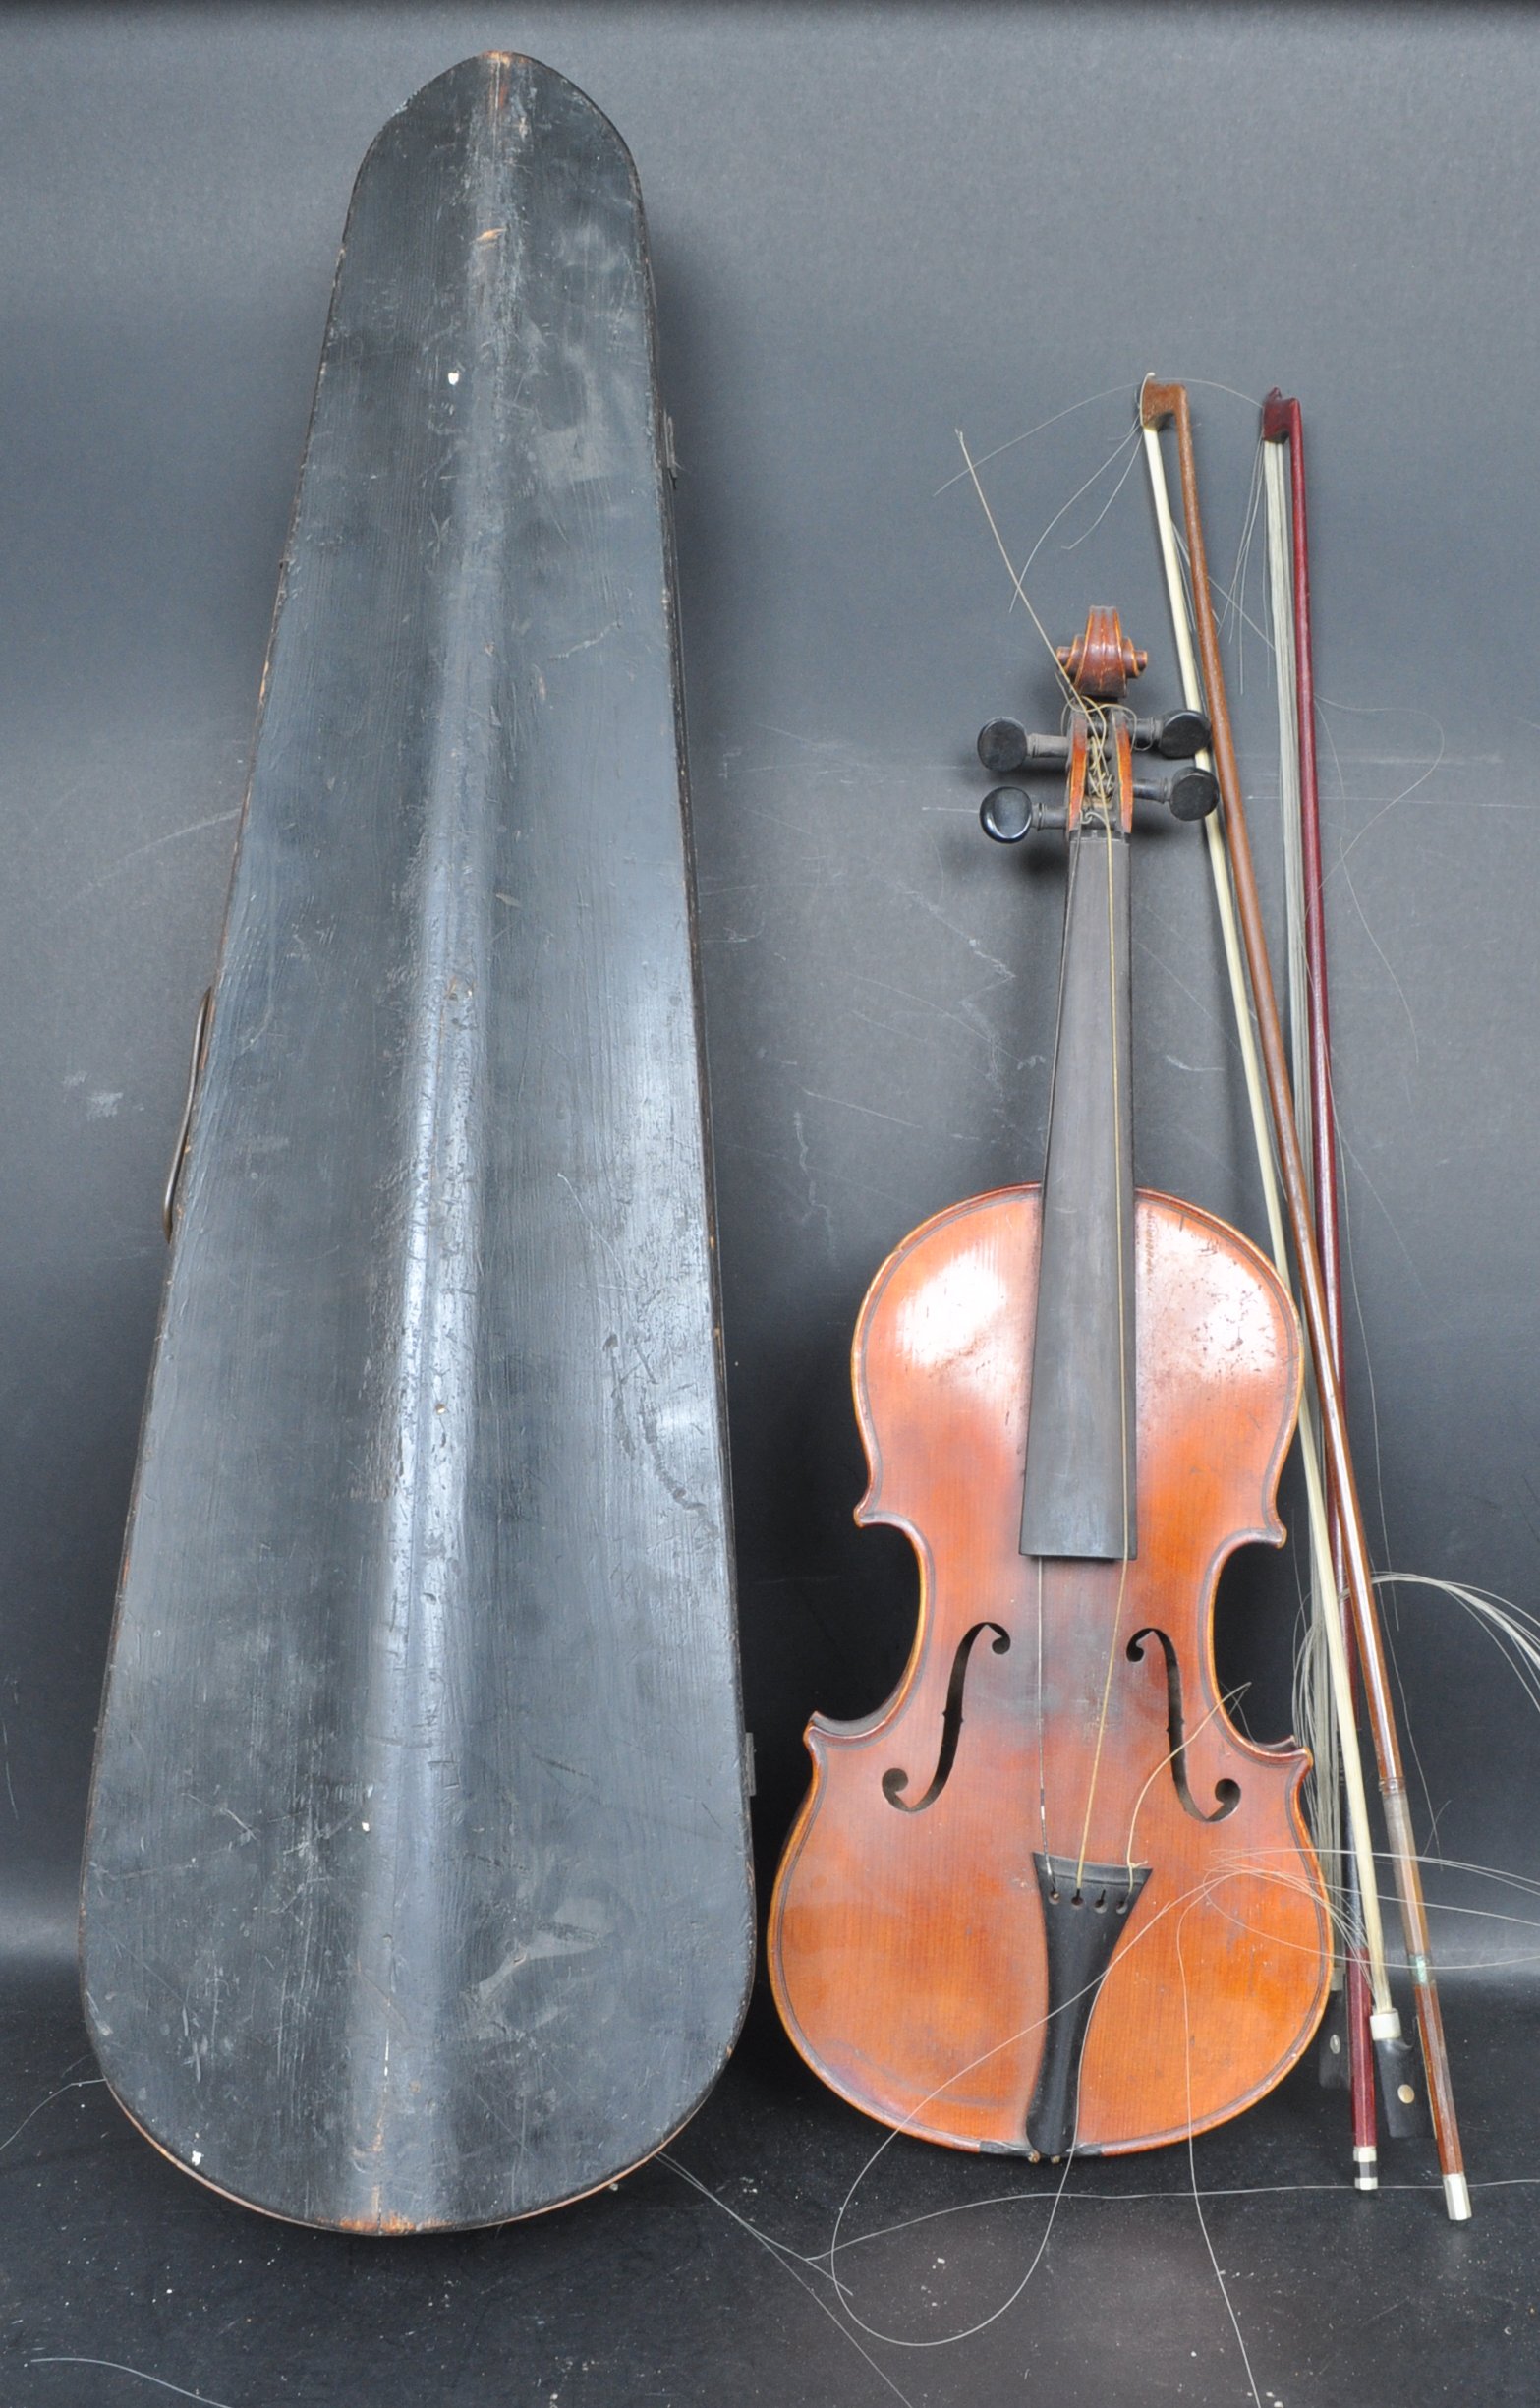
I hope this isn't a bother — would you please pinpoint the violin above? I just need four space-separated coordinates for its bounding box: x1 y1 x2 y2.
769 609 1331 2159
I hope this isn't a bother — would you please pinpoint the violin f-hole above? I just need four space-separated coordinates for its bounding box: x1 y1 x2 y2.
1127 1626 1240 1823
883 1621 1010 1812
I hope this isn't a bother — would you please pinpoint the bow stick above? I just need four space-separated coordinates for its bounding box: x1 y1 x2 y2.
1261 391 1380 2186
1139 377 1469 2222
1137 405 1396 2131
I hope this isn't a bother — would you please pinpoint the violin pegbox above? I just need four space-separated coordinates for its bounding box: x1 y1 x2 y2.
978 605 1220 845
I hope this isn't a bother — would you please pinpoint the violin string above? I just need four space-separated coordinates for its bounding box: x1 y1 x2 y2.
1098 722 1134 1576
1175 1892 1266 2408
667 1825 1540 2372
935 384 1136 493
1074 734 1135 1889
1032 738 1083 1868
803 1854 1350 2360
661 2115 1540 2348
957 423 1145 638
1035 1556 1049 1858
1055 424 1145 558
681 1829 1540 2323
820 1883 1204 2350
823 2170 1540 2260
953 429 1238 1901
954 430 1084 715
658 2155 923 2408
0 2071 106 2160
1007 430 1144 622
1040 822 1081 1224
1120 1685 1252 1872
942 389 1511 2206
26 2365 238 2408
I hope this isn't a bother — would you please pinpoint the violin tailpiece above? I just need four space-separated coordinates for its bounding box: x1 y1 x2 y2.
1025 1853 1153 2161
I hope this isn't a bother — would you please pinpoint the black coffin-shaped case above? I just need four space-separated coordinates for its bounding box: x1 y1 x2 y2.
81 53 752 2233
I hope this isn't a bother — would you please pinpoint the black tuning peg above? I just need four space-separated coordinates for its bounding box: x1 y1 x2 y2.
1132 709 1212 760
981 787 1067 843
977 720 1070 775
1128 768 1220 821
978 717 1029 775
1167 767 1220 821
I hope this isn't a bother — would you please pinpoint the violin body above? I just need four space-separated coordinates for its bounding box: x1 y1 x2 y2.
769 611 1330 2158
770 1185 1328 2153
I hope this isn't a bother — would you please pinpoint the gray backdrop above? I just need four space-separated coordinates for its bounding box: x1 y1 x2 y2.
6 12 1540 2407
2 0 1536 2068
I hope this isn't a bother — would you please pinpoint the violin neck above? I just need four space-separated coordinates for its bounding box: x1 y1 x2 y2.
1019 802 1137 1560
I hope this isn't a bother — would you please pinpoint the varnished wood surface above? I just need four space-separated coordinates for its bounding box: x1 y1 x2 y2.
80 54 751 2232
770 1185 1329 2155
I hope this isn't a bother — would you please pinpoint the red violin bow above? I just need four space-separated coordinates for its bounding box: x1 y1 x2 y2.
1261 389 1378 2185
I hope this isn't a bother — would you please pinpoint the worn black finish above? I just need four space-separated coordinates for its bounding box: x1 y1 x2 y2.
79 53 751 2233
1018 818 1137 1560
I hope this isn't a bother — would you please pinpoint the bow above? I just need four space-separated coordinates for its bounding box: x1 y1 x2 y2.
1139 378 1469 2223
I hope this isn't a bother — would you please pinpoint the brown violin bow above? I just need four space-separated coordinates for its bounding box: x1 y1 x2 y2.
1141 377 1468 2222
1261 390 1385 2187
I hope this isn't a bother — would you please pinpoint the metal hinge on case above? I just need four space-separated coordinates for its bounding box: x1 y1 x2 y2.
161 988 213 1242
744 1732 757 1797
662 411 679 484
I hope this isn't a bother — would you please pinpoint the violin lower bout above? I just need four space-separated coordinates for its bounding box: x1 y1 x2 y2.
769 1184 1330 2156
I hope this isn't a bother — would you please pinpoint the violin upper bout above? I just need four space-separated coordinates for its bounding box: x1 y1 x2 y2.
851 1183 1299 1550
851 1185 1043 1531
1134 1190 1303 1564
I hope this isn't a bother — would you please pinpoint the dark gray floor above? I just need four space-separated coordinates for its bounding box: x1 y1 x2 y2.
3 1971 1538 2407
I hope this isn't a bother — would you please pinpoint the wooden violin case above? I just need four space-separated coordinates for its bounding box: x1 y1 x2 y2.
80 53 752 2232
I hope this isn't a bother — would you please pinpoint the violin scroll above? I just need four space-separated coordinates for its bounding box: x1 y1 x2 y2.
1055 604 1146 698
978 609 1218 845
